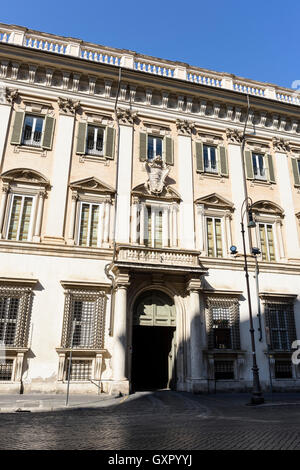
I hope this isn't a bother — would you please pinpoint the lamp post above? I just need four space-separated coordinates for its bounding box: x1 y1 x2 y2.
240 197 264 404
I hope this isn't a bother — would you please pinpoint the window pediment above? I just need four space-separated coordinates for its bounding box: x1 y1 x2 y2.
251 200 284 216
132 183 181 202
1 168 49 187
195 193 234 210
70 177 115 195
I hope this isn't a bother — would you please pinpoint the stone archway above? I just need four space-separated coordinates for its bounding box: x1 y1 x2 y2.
131 290 176 391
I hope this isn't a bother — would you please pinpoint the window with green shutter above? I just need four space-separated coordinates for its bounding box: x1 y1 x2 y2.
104 127 115 159
76 122 87 155
10 112 25 145
195 141 204 173
41 115 55 150
291 158 300 187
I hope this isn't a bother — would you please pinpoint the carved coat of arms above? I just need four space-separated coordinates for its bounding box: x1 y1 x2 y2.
145 156 170 195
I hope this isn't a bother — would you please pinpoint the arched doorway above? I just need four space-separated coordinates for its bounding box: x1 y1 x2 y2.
131 290 176 391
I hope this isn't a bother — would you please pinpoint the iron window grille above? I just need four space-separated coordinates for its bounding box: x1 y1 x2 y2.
265 301 296 351
61 289 106 350
0 359 14 381
0 286 32 347
65 359 93 381
274 360 293 379
207 298 240 350
214 360 234 380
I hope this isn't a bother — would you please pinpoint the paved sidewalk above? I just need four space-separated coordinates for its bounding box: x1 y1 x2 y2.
0 393 120 412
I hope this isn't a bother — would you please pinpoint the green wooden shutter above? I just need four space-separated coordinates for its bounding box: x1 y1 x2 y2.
219 146 228 176
10 111 25 145
165 136 173 165
244 150 254 179
139 132 147 161
195 141 204 172
267 154 275 183
105 127 115 159
41 116 55 150
76 122 87 154
291 158 300 186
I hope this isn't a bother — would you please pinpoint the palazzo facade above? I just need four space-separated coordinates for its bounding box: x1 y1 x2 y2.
0 23 299 394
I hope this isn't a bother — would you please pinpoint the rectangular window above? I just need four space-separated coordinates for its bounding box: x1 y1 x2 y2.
86 125 104 156
274 360 293 379
0 360 14 381
212 306 232 349
203 145 217 173
297 159 300 177
259 223 275 261
65 359 92 381
265 302 296 351
0 297 19 346
71 300 97 348
214 360 234 380
208 299 240 350
206 217 223 257
252 153 266 180
22 115 44 147
146 206 163 248
7 195 33 241
148 136 163 161
78 202 100 247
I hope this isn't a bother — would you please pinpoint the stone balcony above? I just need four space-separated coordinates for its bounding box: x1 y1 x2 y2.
115 244 206 274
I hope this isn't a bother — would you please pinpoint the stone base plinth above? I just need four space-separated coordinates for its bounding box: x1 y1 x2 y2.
108 380 130 396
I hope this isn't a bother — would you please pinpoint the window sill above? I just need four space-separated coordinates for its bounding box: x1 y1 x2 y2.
79 154 110 164
198 172 225 180
249 179 274 187
13 144 47 157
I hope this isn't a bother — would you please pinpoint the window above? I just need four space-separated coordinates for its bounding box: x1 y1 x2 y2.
206 217 223 257
7 195 34 241
61 289 106 350
214 360 234 380
146 206 163 248
78 202 100 247
147 135 163 161
274 360 293 379
258 223 275 262
203 145 217 173
86 125 104 156
252 153 266 180
207 298 240 350
265 302 296 351
22 115 44 147
0 360 14 381
65 359 92 381
0 297 19 346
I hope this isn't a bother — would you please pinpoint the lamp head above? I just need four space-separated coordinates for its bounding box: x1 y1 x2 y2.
230 245 238 255
251 247 261 256
247 210 256 228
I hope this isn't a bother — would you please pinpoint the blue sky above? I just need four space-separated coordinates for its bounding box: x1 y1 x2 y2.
0 0 298 89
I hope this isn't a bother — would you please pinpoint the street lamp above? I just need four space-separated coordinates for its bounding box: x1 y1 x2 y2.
240 197 264 404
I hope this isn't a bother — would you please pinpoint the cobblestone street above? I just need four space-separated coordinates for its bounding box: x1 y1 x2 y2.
0 391 300 450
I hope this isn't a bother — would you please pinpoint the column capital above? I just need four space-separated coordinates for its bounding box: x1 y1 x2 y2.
187 277 203 292
57 96 81 115
114 269 130 288
272 136 290 153
176 118 195 136
226 128 243 145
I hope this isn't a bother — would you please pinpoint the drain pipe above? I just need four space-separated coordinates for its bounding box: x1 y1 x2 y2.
105 66 122 336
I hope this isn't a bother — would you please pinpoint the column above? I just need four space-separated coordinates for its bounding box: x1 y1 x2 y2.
0 83 13 169
44 107 75 243
139 203 145 245
115 124 133 243
131 198 139 244
33 190 46 242
187 278 205 393
225 211 233 255
172 203 178 247
162 206 169 247
0 183 9 238
196 204 205 252
67 191 78 244
275 150 300 259
110 271 130 395
178 133 195 249
103 200 111 245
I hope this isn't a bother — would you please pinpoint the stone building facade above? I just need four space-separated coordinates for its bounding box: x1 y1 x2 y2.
0 23 299 395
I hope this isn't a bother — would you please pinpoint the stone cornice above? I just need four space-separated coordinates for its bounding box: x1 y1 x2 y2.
57 96 81 114
115 107 138 125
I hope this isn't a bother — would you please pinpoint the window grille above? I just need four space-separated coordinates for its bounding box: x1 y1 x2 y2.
275 360 293 379
207 298 240 350
0 287 32 348
61 289 106 350
66 359 92 381
214 360 234 380
265 301 296 351
0 360 14 381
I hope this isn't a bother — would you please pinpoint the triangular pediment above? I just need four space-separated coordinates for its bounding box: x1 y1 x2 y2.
1 168 49 186
70 177 115 194
195 193 234 210
132 183 181 202
252 200 284 216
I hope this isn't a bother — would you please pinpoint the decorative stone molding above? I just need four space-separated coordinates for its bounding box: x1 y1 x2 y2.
116 107 138 125
1 168 50 187
272 137 290 152
4 87 19 105
251 200 284 216
177 95 184 112
176 119 195 135
57 96 81 114
226 128 243 144
145 156 170 195
69 177 115 196
194 193 234 210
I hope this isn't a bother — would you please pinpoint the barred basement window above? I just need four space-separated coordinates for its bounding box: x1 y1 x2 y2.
214 360 234 380
65 359 92 381
0 287 32 347
61 289 106 350
0 360 14 381
207 298 240 350
275 360 293 379
265 301 296 351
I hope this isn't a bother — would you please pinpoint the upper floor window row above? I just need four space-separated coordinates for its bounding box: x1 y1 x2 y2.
10 112 55 150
